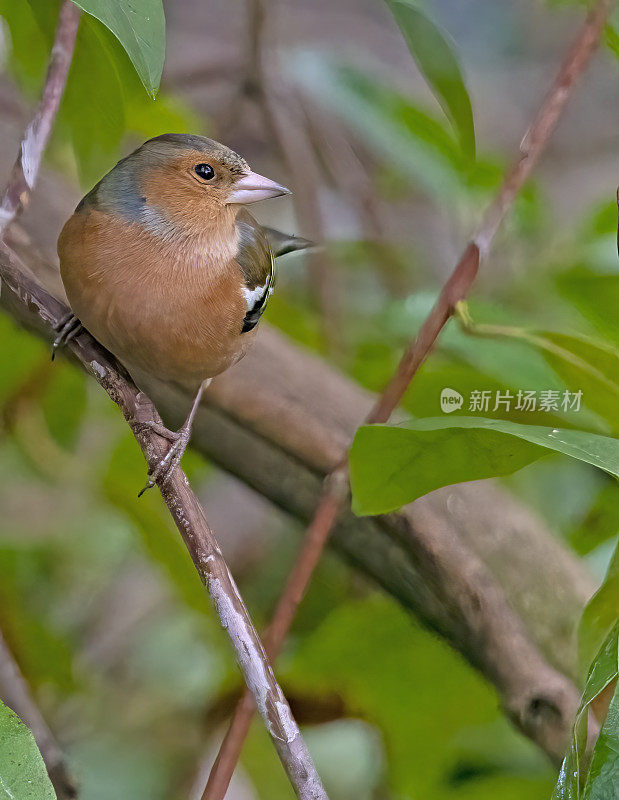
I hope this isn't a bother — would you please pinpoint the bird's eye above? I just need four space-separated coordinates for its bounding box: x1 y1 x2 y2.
195 163 215 181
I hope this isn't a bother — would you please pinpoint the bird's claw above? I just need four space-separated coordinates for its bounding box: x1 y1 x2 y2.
137 420 181 443
52 312 83 360
138 426 191 497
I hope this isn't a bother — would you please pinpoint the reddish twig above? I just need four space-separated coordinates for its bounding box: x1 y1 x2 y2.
0 0 80 235
202 1 612 795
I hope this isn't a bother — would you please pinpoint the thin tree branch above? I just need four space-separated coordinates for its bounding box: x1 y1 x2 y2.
0 2 327 786
0 0 80 235
0 630 77 799
0 251 328 800
0 6 80 794
0 8 594 800
202 1 612 794
0 224 593 780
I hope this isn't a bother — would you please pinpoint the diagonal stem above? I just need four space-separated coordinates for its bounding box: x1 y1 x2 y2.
201 1 612 796
0 254 329 800
0 3 81 795
0 0 328 794
0 0 81 235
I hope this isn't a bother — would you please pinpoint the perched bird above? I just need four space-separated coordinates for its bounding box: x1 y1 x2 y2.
56 133 307 490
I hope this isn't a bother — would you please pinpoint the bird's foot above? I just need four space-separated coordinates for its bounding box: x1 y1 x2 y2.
137 419 182 443
136 380 206 497
52 312 83 360
138 423 191 497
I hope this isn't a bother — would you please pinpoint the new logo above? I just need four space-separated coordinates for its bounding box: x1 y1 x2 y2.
440 388 463 413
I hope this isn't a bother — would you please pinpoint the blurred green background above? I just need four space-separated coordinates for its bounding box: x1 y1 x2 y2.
0 0 618 798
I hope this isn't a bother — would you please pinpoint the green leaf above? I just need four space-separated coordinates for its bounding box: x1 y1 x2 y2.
531 332 619 434
0 0 52 93
409 295 566 394
0 318 47 406
70 0 165 97
583 656 619 799
557 270 619 348
284 595 554 798
0 701 56 800
384 0 475 159
457 316 619 432
605 10 619 60
553 627 619 799
57 14 125 186
579 540 619 677
42 362 87 450
571 480 619 555
0 547 76 692
350 417 619 516
582 629 619 710
55 12 198 188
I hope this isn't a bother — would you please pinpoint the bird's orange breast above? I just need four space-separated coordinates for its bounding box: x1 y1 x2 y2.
58 208 255 391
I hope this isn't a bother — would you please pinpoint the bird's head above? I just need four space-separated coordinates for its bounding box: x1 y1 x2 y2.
91 134 290 228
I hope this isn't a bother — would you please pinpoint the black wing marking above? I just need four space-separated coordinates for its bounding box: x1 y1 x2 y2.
241 254 274 332
236 209 276 333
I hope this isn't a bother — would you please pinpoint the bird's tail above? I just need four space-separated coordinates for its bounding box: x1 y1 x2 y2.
262 227 315 258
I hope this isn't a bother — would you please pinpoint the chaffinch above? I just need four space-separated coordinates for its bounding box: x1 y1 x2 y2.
56 133 306 490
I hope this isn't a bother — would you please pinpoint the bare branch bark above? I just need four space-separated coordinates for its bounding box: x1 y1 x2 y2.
0 2 328 793
0 1 603 784
0 230 594 776
0 74 595 778
0 0 80 235
203 1 611 793
0 630 77 799
0 252 328 800
0 6 81 794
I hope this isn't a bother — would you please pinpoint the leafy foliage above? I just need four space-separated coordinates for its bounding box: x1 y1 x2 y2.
292 58 481 206
579 538 619 675
350 418 619 516
557 271 619 349
0 701 56 800
1 0 198 187
0 0 618 797
69 0 166 97
552 627 619 799
384 0 475 159
284 596 554 799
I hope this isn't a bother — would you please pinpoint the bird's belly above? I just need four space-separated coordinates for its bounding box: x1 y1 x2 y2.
65 266 252 391
58 209 258 391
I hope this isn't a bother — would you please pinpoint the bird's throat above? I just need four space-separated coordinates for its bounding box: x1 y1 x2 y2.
138 202 240 269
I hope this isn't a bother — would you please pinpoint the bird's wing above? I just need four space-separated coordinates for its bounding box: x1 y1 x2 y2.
235 209 276 333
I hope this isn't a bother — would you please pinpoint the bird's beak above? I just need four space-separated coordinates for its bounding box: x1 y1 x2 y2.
228 171 291 204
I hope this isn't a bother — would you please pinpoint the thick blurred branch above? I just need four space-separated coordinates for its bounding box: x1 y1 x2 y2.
204 0 612 792
0 227 594 771
0 2 327 791
0 630 77 799
0 0 80 235
0 251 328 800
0 0 607 786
